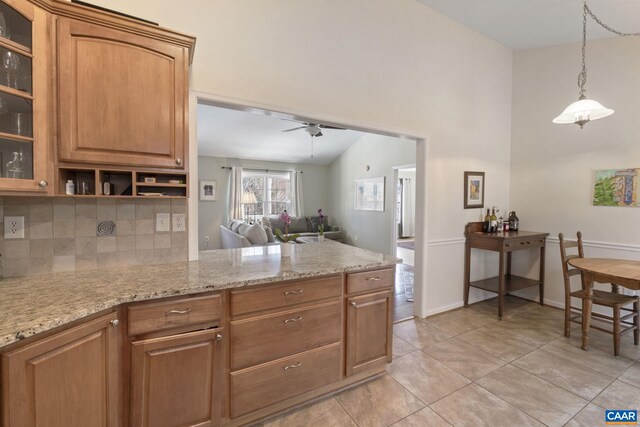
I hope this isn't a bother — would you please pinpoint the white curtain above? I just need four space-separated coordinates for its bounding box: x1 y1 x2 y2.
401 178 415 237
291 171 304 217
229 166 243 220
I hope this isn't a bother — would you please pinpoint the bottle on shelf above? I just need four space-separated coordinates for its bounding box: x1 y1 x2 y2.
496 209 503 233
490 208 497 233
483 208 491 232
5 150 24 179
509 211 519 231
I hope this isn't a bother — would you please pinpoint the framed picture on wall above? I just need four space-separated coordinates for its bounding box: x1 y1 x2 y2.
200 180 217 201
464 171 484 209
355 177 385 211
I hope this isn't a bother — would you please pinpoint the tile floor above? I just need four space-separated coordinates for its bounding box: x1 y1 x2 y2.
259 296 640 427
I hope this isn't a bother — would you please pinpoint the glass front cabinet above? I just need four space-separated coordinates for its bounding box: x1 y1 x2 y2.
0 0 50 194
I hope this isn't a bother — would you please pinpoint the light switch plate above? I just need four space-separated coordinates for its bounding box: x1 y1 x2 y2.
4 216 24 239
172 214 186 232
156 213 170 232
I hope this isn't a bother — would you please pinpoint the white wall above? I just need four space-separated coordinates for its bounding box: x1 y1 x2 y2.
92 0 514 317
198 156 329 249
328 134 415 255
511 37 640 307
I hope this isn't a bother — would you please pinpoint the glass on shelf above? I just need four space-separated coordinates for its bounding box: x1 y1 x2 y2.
0 3 32 49
0 137 32 179
0 91 32 137
0 47 30 93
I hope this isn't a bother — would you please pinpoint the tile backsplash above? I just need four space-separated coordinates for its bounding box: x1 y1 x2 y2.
0 196 188 278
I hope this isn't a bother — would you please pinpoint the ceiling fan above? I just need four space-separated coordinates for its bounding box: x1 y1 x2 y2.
281 119 346 137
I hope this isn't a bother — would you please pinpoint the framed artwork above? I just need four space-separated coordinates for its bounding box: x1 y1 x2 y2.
199 180 217 201
593 168 640 207
464 171 484 209
355 177 385 211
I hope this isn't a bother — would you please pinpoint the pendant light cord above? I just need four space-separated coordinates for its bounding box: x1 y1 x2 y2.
578 2 640 99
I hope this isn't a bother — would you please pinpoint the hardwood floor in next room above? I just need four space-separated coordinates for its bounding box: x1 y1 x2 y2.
259 296 640 427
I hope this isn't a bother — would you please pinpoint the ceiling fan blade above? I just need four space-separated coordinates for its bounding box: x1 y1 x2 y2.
282 126 307 132
282 118 310 125
317 124 346 130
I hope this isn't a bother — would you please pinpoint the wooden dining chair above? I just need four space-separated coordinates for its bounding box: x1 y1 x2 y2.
559 232 639 356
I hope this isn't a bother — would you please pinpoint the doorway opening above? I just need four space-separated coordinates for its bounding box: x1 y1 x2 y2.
393 166 416 322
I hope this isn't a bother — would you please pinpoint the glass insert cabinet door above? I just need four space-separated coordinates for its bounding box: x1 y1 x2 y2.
0 0 48 192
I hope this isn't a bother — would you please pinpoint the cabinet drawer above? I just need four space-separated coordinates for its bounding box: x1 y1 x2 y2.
230 301 341 370
230 275 342 318
504 237 545 251
346 268 394 294
128 293 222 336
230 343 341 418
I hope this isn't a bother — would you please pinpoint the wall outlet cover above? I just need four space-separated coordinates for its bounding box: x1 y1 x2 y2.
156 213 171 232
172 213 186 232
4 216 25 239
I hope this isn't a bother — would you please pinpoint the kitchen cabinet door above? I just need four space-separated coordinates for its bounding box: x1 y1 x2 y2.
130 328 224 427
1 311 122 427
345 290 393 376
57 17 188 170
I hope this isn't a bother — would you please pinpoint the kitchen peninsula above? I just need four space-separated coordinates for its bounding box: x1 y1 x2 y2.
1 241 397 426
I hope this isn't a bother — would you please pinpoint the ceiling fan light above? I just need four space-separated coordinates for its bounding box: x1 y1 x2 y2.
552 98 614 128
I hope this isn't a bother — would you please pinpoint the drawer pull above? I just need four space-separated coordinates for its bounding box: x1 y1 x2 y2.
350 301 358 308
284 316 303 324
110 319 119 327
367 276 382 281
284 289 303 296
283 362 302 371
215 333 223 341
164 308 191 316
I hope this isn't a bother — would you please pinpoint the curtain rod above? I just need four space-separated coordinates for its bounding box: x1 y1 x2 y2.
220 166 302 174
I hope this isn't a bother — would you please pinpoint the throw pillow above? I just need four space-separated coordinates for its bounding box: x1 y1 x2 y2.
229 220 244 233
289 217 308 233
264 226 276 243
238 223 268 245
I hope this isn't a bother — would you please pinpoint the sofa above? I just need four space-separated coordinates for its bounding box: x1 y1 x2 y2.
262 215 344 242
220 220 278 249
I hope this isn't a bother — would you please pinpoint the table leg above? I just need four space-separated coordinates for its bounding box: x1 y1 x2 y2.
498 249 505 320
582 271 594 351
464 242 471 308
506 251 512 276
539 245 545 306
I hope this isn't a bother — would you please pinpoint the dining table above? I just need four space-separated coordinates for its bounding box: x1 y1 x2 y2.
567 257 640 351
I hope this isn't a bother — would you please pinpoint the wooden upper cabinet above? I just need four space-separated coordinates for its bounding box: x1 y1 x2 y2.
56 17 189 169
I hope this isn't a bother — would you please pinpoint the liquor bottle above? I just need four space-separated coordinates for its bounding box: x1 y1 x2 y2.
496 209 503 233
509 211 519 231
490 208 497 233
483 209 490 232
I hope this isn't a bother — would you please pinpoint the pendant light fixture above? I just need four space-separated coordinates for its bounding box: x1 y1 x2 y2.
553 2 639 128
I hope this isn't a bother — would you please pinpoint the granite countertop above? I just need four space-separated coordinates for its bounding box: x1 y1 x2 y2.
0 241 398 349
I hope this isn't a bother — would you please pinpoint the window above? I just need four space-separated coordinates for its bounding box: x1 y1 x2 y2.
241 170 292 221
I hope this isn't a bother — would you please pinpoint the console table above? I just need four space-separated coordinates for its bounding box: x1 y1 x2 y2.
463 222 549 319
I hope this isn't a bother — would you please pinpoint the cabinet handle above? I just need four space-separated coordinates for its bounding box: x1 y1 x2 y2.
284 289 303 296
165 308 191 316
284 316 303 324
350 302 358 308
110 319 119 327
215 333 223 341
367 276 382 281
283 362 302 371
38 180 48 188
175 158 183 165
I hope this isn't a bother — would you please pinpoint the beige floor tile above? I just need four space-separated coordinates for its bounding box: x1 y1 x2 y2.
430 384 544 427
420 309 491 336
619 361 640 387
263 397 356 427
512 349 614 400
422 338 506 381
393 335 418 358
457 327 537 362
393 319 451 349
387 351 470 404
469 296 537 318
391 407 451 427
476 365 588 427
593 380 640 410
335 374 425 427
564 403 606 427
483 319 563 347
541 336 635 378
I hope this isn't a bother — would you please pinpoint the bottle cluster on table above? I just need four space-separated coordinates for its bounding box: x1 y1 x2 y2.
483 207 519 233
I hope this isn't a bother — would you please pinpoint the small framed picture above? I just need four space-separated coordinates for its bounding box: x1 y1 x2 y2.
200 180 217 201
144 177 157 183
355 177 385 211
464 171 484 209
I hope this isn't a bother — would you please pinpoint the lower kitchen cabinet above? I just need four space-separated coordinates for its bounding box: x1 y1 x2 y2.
345 290 393 376
130 328 224 427
1 311 121 427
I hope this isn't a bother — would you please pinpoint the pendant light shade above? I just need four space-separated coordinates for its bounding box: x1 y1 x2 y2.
553 97 614 128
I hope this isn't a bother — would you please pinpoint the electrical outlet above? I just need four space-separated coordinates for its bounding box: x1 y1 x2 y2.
172 214 186 232
156 213 170 232
4 216 24 239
